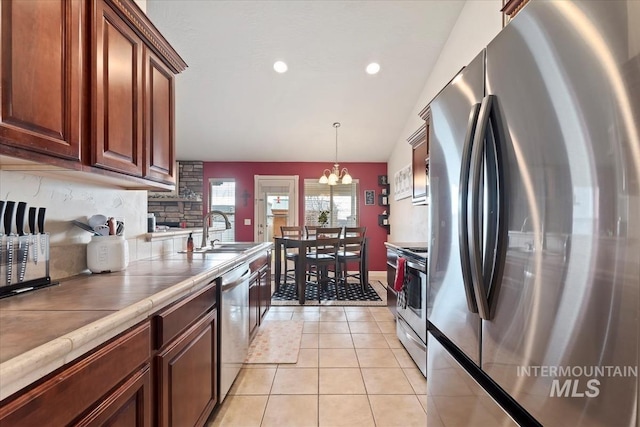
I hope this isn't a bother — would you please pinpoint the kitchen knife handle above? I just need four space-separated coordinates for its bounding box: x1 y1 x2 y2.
37 207 46 234
16 202 26 236
4 201 15 235
28 207 37 235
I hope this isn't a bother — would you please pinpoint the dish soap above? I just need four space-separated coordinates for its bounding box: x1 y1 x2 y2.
187 233 194 252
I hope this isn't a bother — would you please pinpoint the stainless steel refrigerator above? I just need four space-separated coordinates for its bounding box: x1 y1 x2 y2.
427 1 640 425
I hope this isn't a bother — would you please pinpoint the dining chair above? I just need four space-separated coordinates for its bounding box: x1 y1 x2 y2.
304 236 341 302
337 235 366 296
315 227 343 238
280 226 304 290
305 227 342 282
304 225 319 238
343 226 366 237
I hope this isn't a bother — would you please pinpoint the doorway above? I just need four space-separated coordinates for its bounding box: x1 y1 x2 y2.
254 175 299 243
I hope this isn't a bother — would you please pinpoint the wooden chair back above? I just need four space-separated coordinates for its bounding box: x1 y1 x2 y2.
340 236 365 257
280 226 303 238
307 237 341 262
316 227 343 238
304 225 319 238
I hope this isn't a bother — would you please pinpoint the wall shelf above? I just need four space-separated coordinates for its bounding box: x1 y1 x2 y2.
377 175 390 234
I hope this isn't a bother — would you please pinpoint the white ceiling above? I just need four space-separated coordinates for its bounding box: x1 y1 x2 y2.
146 1 465 162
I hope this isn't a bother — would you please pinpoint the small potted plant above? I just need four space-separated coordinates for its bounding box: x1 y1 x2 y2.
318 210 330 227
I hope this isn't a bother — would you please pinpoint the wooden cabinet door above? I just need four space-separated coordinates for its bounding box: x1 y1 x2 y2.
409 123 428 205
249 273 260 339
0 0 83 161
0 322 151 426
144 48 175 184
156 309 217 427
259 264 271 323
75 366 151 427
92 0 143 176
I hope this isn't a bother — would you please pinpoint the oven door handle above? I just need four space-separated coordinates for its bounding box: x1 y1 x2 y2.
405 260 425 271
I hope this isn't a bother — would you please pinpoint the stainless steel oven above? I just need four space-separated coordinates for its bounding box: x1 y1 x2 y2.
397 257 426 376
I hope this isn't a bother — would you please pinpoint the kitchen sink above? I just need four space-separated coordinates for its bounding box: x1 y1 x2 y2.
178 242 259 254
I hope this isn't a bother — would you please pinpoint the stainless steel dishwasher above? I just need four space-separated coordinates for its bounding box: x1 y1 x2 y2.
219 263 250 403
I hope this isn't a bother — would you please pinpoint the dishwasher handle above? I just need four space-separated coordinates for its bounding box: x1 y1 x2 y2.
221 266 250 292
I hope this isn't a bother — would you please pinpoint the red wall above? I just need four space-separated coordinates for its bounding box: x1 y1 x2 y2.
202 162 388 271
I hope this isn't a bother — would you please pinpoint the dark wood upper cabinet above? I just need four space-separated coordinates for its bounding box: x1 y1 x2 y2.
502 0 530 17
144 49 175 184
92 0 144 176
408 121 429 205
0 0 186 190
0 0 83 161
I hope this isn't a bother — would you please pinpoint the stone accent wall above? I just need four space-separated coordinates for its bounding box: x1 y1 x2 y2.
148 161 204 228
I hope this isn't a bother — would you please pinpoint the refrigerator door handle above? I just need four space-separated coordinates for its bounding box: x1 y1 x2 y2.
458 103 481 313
486 95 509 321
468 96 491 319
469 95 508 321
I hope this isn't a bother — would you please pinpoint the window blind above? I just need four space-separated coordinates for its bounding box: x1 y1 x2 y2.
304 179 358 227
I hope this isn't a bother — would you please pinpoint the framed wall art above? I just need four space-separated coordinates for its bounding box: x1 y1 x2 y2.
364 190 375 206
394 164 412 201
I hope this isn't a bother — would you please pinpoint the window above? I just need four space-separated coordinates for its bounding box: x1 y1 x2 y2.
304 179 358 227
209 179 235 241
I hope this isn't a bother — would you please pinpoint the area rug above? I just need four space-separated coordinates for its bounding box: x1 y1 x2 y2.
271 280 387 306
244 320 304 364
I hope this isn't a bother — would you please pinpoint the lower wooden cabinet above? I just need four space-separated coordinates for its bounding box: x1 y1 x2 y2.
249 250 272 328
75 366 152 427
249 272 260 339
155 309 217 427
0 282 220 427
259 265 271 322
0 322 151 426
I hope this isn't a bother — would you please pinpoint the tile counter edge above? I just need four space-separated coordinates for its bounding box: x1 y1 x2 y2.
0 242 273 401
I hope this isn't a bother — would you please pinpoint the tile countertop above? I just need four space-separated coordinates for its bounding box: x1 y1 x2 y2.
0 242 272 402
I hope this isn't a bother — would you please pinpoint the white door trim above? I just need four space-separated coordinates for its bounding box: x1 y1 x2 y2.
254 175 299 242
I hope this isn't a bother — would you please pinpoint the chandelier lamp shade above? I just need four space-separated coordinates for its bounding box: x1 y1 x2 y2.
319 122 353 185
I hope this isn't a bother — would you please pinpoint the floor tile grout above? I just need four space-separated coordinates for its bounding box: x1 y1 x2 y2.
210 303 426 426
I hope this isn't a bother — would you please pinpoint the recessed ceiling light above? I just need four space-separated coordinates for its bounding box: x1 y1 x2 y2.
366 62 380 75
273 61 288 73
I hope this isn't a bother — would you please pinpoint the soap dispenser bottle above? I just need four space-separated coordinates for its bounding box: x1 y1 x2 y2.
187 233 194 252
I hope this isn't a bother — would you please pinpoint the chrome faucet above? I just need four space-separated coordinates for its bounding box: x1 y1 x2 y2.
201 210 232 248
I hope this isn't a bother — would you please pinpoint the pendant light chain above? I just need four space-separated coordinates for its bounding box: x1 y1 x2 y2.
334 122 340 164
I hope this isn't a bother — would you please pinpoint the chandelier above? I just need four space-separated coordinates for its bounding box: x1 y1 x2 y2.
319 122 353 185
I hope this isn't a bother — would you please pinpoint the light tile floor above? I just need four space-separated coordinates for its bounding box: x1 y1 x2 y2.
208 305 427 427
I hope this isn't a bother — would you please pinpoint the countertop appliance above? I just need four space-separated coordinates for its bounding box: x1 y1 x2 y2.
427 1 640 425
86 235 129 273
219 263 250 403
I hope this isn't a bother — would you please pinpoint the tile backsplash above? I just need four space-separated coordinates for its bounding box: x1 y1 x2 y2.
0 170 183 281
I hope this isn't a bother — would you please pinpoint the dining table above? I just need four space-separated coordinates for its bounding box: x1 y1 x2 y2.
273 236 369 304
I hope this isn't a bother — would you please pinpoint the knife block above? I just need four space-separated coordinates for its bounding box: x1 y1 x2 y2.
0 233 55 298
